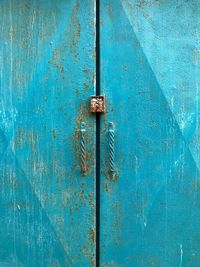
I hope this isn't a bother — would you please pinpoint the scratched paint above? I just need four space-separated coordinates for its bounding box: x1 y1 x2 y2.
100 1 200 266
0 1 96 266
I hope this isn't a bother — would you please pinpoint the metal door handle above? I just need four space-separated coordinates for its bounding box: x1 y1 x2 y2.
80 122 87 176
108 122 116 179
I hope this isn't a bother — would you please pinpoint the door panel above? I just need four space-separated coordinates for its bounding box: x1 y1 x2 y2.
0 1 96 266
100 1 200 266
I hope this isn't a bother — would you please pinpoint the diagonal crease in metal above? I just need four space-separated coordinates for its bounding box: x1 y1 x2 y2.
121 0 200 173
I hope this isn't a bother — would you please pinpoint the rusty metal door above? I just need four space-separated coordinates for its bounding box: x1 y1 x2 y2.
100 1 200 266
0 1 96 266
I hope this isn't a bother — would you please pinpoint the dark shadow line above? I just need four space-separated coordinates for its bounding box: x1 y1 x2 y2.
96 0 100 266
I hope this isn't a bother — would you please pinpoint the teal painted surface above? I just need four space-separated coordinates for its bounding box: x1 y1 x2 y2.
0 1 96 266
100 1 200 266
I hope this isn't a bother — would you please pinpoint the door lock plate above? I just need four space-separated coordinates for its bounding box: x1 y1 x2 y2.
90 96 106 113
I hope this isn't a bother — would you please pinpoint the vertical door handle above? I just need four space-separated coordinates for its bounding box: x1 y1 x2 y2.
108 122 116 179
80 122 87 176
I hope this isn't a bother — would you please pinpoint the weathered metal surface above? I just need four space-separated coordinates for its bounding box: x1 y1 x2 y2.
0 1 96 266
100 1 200 266
90 96 106 113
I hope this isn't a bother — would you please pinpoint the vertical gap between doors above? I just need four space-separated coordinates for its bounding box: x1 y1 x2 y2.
96 0 100 266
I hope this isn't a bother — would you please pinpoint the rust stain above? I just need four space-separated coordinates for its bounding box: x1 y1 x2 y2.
101 263 122 267
48 48 65 75
84 82 89 90
69 1 81 59
89 227 95 243
83 69 95 91
107 170 119 181
13 128 39 152
102 181 112 193
52 129 56 140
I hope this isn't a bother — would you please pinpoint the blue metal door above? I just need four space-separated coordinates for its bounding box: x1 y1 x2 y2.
100 1 200 266
2 1 200 266
0 1 96 266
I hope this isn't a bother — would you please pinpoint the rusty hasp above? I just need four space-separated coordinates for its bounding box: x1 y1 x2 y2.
90 96 106 113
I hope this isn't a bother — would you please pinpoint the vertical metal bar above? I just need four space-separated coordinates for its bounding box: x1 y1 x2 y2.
108 122 116 179
80 122 87 176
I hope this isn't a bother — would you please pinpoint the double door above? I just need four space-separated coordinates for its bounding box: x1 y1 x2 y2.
1 1 200 266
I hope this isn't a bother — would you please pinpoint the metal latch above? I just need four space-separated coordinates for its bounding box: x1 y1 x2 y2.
90 96 105 113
